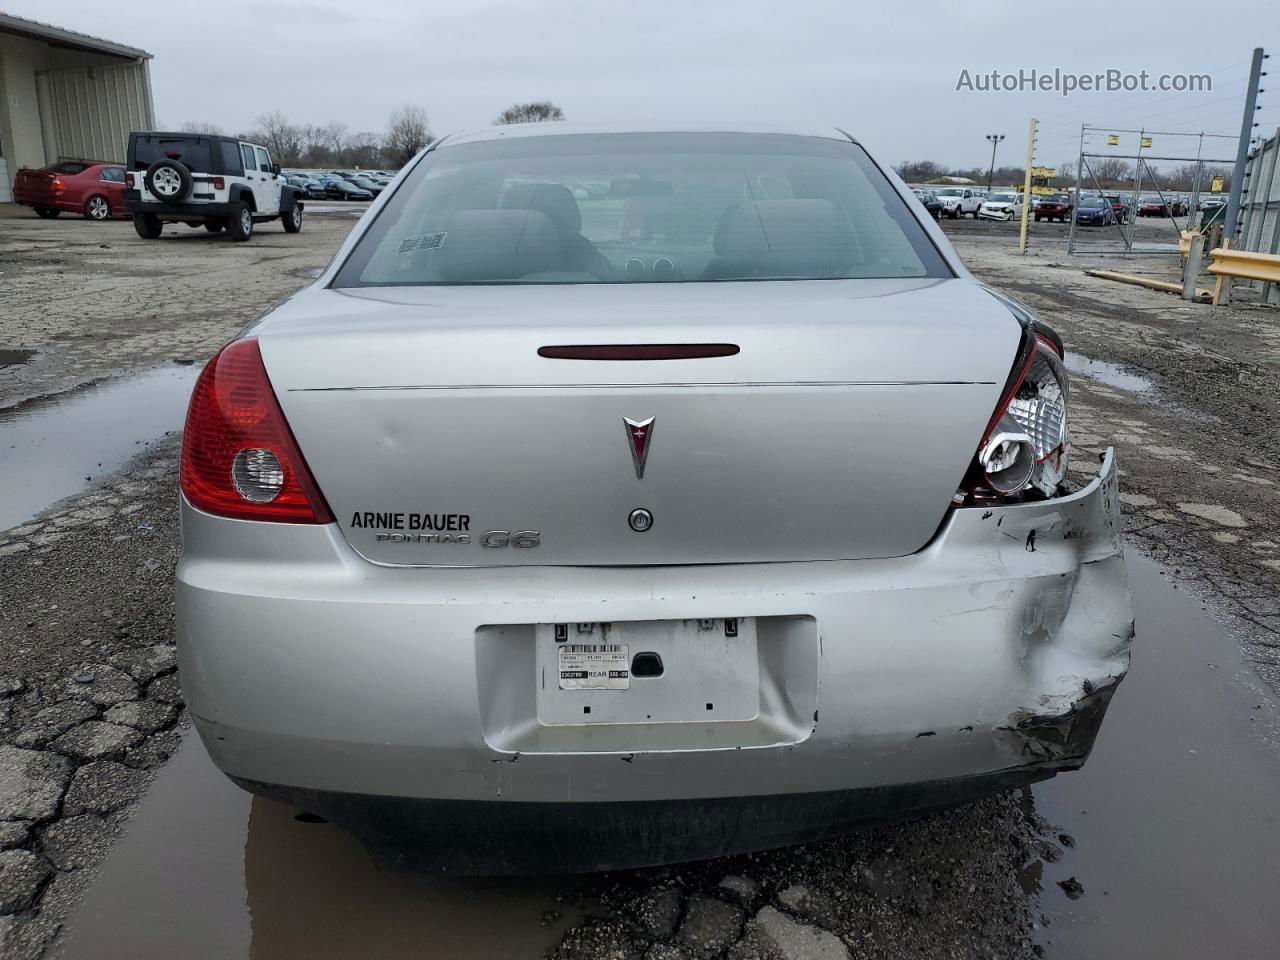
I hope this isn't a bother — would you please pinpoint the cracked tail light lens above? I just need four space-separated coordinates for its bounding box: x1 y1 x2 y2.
180 338 333 523
968 334 1071 501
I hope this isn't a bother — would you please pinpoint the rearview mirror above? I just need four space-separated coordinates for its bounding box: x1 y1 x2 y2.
272 162 281 176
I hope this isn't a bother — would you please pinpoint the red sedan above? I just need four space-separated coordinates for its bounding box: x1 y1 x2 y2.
12 160 128 221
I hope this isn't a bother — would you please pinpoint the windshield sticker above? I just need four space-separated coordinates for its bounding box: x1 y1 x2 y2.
398 232 447 255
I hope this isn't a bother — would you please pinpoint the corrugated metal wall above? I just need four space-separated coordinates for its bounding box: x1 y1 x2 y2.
35 60 154 163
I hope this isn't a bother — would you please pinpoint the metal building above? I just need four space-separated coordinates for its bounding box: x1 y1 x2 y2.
0 12 154 202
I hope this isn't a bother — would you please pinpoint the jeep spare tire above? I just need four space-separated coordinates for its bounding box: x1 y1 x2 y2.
144 159 193 202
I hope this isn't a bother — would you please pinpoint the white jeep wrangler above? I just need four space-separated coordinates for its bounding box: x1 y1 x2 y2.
124 132 303 241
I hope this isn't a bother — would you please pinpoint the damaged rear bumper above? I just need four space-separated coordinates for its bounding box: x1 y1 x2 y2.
180 450 1131 869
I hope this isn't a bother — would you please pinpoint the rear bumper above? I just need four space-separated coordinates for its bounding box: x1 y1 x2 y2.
177 450 1131 862
236 762 1078 874
123 189 233 219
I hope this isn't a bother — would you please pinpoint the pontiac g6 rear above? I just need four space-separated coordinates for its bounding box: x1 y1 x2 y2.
175 124 1132 873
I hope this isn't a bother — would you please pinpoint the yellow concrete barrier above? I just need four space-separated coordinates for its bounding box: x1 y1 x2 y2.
1207 246 1280 305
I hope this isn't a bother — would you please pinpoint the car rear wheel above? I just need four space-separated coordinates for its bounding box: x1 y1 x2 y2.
226 203 254 242
34 206 60 219
132 214 162 239
282 203 303 233
84 195 111 221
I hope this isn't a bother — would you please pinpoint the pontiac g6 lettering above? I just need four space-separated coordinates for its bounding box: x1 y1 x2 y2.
175 125 1132 873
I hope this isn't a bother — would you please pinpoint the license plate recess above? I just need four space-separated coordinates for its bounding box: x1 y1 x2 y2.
535 618 760 726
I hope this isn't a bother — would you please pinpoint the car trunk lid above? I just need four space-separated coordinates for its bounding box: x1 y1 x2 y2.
261 278 1020 566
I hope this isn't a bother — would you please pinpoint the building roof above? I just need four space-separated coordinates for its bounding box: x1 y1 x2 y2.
0 11 152 60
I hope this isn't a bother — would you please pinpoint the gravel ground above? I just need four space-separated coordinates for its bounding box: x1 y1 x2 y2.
1 207 1277 959
0 210 348 409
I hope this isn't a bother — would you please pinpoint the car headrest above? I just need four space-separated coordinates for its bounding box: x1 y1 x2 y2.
714 199 854 263
500 182 582 237
438 209 563 282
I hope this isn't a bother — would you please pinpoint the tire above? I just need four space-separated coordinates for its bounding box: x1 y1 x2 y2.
34 206 60 219
226 202 254 242
282 203 303 233
948 209 958 220
83 195 111 221
132 214 162 239
1034 215 1041 222
204 221 224 234
144 159 193 203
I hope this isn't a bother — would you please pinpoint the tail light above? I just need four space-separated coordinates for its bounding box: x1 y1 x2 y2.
180 338 333 523
51 177 65 192
126 172 136 188
960 332 1070 503
210 176 224 189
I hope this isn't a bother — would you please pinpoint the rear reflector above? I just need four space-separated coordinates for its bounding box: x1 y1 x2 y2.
180 338 333 524
538 344 740 361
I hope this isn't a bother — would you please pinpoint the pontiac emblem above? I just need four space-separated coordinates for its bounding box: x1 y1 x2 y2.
623 416 655 478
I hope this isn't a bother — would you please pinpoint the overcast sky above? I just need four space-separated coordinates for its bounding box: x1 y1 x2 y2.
12 0 1277 170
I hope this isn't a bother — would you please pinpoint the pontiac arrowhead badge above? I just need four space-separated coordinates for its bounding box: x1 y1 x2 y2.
623 416 656 478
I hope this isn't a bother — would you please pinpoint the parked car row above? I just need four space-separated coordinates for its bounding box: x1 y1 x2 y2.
282 169 393 201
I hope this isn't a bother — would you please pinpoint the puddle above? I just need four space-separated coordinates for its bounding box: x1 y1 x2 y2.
0 348 36 367
1063 352 1158 398
1031 553 1280 957
0 366 198 531
57 731 587 960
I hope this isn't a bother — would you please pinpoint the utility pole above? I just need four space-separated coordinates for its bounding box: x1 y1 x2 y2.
1019 118 1037 254
985 133 1005 192
1224 47 1267 241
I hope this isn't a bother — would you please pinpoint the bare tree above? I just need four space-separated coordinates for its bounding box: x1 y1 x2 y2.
249 111 305 166
494 101 565 125
893 160 946 183
384 106 433 166
1086 157 1131 186
179 121 223 135
345 132 385 169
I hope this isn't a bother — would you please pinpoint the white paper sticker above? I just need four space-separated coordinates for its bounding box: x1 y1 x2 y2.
558 643 630 690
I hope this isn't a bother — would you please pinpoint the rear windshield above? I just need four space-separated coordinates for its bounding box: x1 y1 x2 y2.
333 133 950 287
129 135 216 172
45 161 89 174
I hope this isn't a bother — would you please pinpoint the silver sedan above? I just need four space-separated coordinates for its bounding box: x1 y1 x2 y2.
175 123 1132 873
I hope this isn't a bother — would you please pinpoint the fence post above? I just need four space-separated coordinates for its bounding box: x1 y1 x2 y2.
1183 235 1204 299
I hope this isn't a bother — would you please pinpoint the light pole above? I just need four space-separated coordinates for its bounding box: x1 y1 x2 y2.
985 134 1005 192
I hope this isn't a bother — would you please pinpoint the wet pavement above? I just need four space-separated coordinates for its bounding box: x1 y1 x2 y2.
1062 353 1158 399
1029 554 1280 958
48 552 1280 959
0 366 197 530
